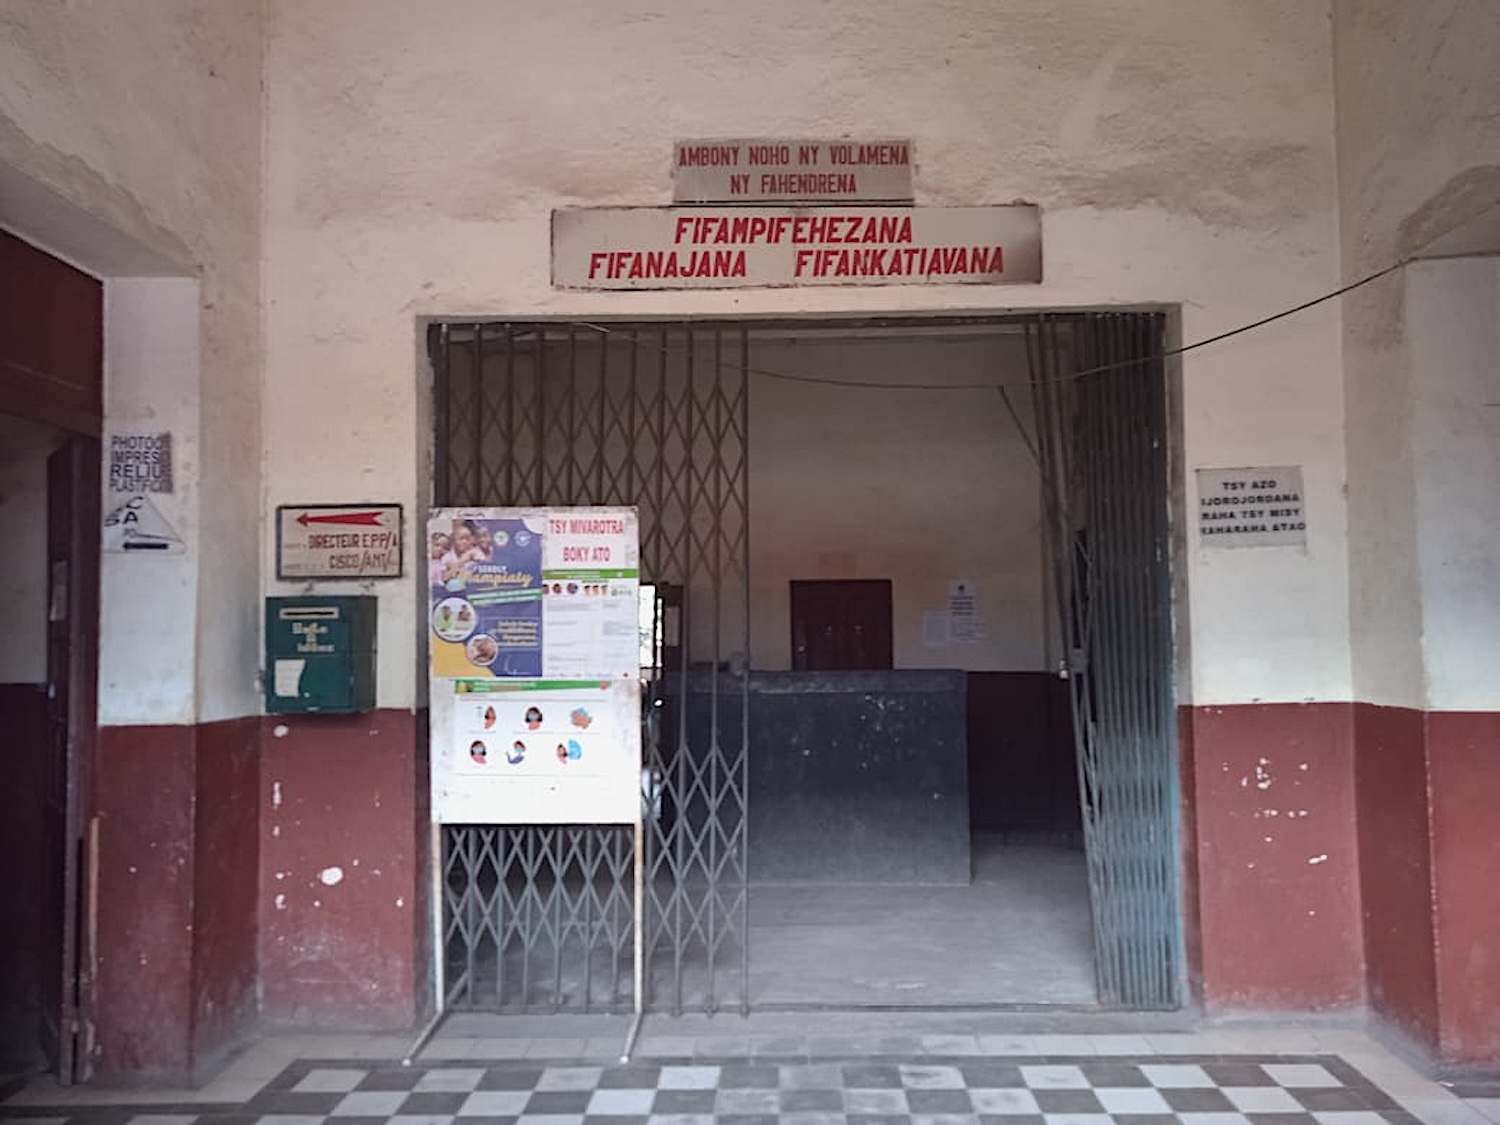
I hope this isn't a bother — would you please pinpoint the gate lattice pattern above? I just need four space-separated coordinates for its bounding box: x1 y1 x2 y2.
1030 311 1183 1010
433 322 750 1014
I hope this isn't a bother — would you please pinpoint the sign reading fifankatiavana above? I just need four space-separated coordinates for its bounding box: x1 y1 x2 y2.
1196 466 1307 548
552 205 1042 289
673 138 914 203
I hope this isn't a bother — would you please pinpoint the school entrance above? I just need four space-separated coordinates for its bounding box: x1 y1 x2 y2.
430 312 1181 1015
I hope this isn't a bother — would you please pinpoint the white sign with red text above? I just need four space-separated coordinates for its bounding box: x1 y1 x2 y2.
551 205 1042 290
673 138 914 203
277 504 403 579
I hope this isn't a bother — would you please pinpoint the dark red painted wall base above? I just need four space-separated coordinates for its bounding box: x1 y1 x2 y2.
1353 704 1437 1053
91 709 426 1080
258 709 427 1030
1185 701 1500 1066
1426 712 1500 1065
77 700 1500 1077
1184 703 1365 1013
93 716 260 1083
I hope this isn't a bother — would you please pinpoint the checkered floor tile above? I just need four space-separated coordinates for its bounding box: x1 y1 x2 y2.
0 1052 1436 1124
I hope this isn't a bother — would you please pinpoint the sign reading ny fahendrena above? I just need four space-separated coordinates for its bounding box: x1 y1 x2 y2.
552 206 1042 290
674 138 914 203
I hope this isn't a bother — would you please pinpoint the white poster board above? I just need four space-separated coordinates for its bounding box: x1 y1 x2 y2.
426 507 641 825
430 678 641 824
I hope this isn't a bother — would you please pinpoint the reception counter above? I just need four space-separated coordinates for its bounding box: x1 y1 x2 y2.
669 668 970 885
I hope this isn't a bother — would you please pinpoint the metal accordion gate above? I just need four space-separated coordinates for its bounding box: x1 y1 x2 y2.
431 321 750 1015
1028 310 1184 1009
430 311 1183 1016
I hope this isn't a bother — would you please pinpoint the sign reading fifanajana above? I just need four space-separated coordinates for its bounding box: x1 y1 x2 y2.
1196 466 1307 549
673 138 914 203
552 205 1041 289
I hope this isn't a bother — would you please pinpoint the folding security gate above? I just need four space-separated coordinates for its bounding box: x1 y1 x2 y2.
432 311 1182 1014
432 322 750 1014
1029 311 1183 1009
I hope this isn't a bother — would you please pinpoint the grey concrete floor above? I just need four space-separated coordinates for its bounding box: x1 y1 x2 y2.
748 836 1096 1007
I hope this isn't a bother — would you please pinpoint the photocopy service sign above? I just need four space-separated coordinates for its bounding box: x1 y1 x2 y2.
551 206 1042 290
108 432 173 494
673 138 914 203
1197 466 1307 548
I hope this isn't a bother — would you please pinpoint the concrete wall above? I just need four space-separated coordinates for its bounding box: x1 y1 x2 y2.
0 0 265 725
1408 258 1500 711
1332 0 1500 1065
749 332 1047 672
1333 0 1500 711
263 0 1348 711
0 0 267 1080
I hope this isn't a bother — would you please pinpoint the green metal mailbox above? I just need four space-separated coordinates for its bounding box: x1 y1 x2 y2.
264 595 377 714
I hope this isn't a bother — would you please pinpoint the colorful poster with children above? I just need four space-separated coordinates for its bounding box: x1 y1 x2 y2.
429 514 545 678
429 507 640 681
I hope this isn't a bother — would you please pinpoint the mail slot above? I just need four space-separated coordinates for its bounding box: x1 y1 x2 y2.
265 595 376 714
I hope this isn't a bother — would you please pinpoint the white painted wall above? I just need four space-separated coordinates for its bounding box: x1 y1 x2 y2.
263 0 1350 709
1408 257 1500 711
98 279 202 726
0 2 265 724
0 415 64 684
1333 0 1500 710
748 332 1047 671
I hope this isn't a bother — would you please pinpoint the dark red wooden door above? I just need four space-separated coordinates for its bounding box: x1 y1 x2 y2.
790 579 893 671
41 437 100 1084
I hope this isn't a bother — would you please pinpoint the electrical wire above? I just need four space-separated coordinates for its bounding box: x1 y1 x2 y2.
578 254 1410 392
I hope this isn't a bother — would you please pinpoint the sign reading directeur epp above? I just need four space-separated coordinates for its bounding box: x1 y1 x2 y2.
552 205 1041 290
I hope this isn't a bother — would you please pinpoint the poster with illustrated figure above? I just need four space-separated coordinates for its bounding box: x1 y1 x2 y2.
428 507 639 681
432 678 640 824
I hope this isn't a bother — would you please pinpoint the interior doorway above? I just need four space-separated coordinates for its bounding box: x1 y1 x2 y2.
790 579 893 671
1 229 103 1084
430 312 1180 1014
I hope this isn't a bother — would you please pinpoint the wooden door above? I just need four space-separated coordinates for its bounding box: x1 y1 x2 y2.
789 579 893 671
41 437 99 1084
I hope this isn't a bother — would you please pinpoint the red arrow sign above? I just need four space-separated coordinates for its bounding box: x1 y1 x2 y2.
297 510 386 527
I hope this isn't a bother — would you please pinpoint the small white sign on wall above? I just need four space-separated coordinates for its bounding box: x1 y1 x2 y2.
673 138 915 203
1197 466 1307 549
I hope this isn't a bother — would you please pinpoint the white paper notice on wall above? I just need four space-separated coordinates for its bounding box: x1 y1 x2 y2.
1196 466 1307 549
948 579 987 644
273 659 306 698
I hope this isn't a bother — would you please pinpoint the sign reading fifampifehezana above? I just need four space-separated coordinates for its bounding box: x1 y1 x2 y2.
552 205 1041 290
1196 466 1307 548
428 507 640 680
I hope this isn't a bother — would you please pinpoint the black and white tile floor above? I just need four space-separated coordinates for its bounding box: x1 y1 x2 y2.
2 1020 1496 1125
